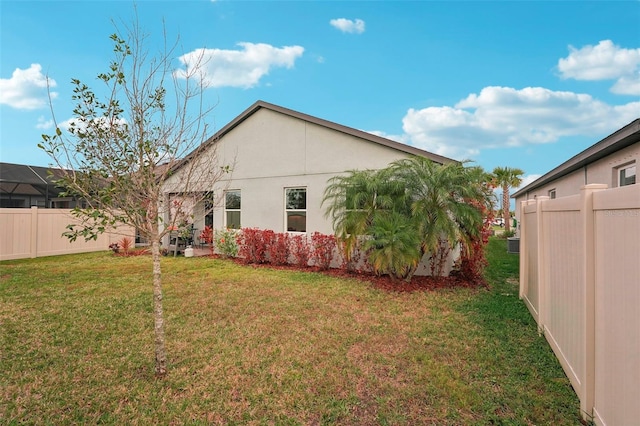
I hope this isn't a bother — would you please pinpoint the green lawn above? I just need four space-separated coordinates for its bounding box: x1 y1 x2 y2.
0 238 580 425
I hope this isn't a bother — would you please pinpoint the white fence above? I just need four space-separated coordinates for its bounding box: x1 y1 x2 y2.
520 183 640 425
0 207 134 261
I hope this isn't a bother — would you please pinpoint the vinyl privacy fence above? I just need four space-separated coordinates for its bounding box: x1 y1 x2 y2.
0 207 134 261
519 183 640 426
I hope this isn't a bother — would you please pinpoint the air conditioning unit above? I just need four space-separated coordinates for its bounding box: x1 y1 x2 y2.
507 237 520 254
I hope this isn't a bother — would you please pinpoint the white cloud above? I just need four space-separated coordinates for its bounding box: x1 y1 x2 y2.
175 42 304 89
513 174 542 192
330 18 365 34
558 40 640 95
36 116 54 130
58 116 127 134
0 64 58 109
401 86 640 159
611 72 640 95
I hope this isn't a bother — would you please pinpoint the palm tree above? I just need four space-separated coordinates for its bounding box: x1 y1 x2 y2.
362 210 421 280
323 157 492 280
391 157 490 278
322 168 406 261
492 167 525 233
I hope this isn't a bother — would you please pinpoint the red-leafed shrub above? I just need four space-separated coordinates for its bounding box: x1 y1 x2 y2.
339 239 373 274
290 234 311 268
454 198 494 284
311 232 336 270
199 226 214 255
119 237 133 254
237 228 271 264
268 232 290 265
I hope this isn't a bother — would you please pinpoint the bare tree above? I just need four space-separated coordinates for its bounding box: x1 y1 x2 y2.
39 20 229 377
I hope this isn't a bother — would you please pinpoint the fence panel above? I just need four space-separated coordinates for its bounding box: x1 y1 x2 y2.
540 196 585 399
592 185 640 426
521 200 540 321
0 209 33 260
0 207 133 261
520 183 639 425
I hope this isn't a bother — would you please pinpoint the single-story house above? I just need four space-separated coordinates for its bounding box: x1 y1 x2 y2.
164 100 457 270
513 118 639 225
0 162 80 209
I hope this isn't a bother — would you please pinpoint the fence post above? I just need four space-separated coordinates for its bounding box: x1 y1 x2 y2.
535 196 549 333
30 206 38 258
519 199 533 299
580 183 607 421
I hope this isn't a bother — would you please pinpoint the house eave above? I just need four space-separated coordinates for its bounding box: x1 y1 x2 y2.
512 118 640 199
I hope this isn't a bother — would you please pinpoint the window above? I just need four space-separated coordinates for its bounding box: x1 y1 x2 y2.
619 163 636 187
548 188 556 199
225 190 241 229
285 187 306 232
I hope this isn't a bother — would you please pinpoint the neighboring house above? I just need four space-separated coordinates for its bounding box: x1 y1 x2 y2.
513 118 639 225
0 162 80 209
164 99 455 249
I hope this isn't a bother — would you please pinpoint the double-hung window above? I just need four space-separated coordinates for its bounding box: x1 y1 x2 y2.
285 187 306 232
225 190 241 229
619 163 636 187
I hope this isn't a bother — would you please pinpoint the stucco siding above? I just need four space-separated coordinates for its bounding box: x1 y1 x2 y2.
586 143 639 187
514 141 639 225
169 107 417 235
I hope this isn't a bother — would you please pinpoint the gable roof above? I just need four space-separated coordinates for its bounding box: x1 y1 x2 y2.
178 100 456 169
512 118 640 198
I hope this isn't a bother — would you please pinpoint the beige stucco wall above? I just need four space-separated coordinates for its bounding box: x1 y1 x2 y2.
587 143 638 186
167 107 418 235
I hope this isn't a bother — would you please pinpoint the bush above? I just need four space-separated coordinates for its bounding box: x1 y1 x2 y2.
500 229 517 239
290 234 311 268
119 237 133 254
454 199 494 283
237 228 271 264
268 232 290 265
215 229 238 258
336 238 373 274
199 226 214 255
310 232 336 270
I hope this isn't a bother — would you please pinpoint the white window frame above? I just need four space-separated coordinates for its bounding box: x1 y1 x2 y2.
618 162 636 187
285 187 307 233
224 190 241 229
548 188 556 199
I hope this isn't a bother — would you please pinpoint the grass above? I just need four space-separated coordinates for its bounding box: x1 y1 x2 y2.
0 238 581 425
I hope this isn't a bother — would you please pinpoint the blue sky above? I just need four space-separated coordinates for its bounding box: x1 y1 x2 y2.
1 1 639 189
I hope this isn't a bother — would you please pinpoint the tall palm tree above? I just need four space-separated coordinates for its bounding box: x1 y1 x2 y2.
492 166 525 233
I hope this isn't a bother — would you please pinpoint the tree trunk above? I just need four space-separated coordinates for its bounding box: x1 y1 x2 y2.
151 239 168 377
502 186 511 233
